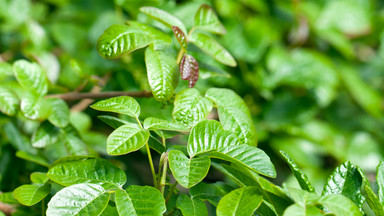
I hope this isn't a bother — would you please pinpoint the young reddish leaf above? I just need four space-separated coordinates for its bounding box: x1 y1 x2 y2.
172 26 187 51
180 54 199 88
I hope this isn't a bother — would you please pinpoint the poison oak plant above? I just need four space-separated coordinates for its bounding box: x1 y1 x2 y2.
0 2 383 216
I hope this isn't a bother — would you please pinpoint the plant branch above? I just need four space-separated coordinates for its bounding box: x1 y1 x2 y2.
165 181 178 204
45 91 152 101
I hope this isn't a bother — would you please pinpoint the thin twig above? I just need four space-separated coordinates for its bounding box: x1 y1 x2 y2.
45 91 152 101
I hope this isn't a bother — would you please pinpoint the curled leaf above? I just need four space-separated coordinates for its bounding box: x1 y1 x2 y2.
180 54 199 88
172 26 187 51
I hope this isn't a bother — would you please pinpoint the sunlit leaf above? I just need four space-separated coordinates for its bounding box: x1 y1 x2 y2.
115 185 166 216
13 60 48 97
107 124 150 155
143 117 188 132
97 24 152 59
47 158 126 190
176 194 208 216
46 183 110 216
91 96 140 118
378 161 384 205
32 121 60 148
140 6 187 34
173 88 213 128
13 184 51 206
188 120 240 157
281 151 315 192
128 21 171 50
319 194 362 216
206 88 256 146
168 150 210 188
47 98 69 127
145 46 179 102
194 4 226 35
0 86 19 116
216 186 263 216
189 32 236 67
20 95 51 121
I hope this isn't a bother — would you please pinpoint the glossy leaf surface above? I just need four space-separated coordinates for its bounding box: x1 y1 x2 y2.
176 194 208 216
47 158 127 189
188 120 240 157
91 96 140 118
180 54 199 88
319 194 362 216
210 145 276 178
322 161 365 210
14 184 51 206
140 6 187 34
378 161 384 205
172 26 187 51
0 86 19 116
20 95 51 120
281 151 315 192
107 124 150 155
13 60 48 97
128 21 171 50
97 24 152 59
32 121 59 148
173 88 213 128
194 4 226 34
46 183 110 216
143 117 188 132
145 46 178 102
216 186 263 216
168 150 210 188
47 98 69 127
206 88 257 146
189 32 236 67
115 185 166 216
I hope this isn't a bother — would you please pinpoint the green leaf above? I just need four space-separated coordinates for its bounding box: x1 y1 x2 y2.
322 161 365 210
173 88 213 128
187 120 240 157
148 135 166 154
283 204 323 216
4 122 34 153
32 121 60 148
16 151 49 167
145 46 179 102
172 26 187 51
358 168 384 215
91 96 140 118
194 4 226 35
378 161 384 205
176 194 208 216
13 184 51 206
107 124 150 155
190 182 234 206
47 98 70 127
280 151 315 192
46 183 110 216
216 186 263 216
47 158 127 189
49 155 95 168
115 185 166 216
0 192 19 205
168 150 210 188
211 163 259 187
189 32 236 67
339 66 382 117
209 145 276 178
97 24 152 59
284 187 319 206
144 117 188 132
0 86 19 116
0 62 13 80
127 21 171 50
13 60 48 97
318 194 362 216
20 95 51 120
140 6 187 34
206 88 256 146
30 172 49 184
64 134 88 155
98 115 131 129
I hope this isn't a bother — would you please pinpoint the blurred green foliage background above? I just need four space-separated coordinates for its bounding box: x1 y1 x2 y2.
0 0 383 200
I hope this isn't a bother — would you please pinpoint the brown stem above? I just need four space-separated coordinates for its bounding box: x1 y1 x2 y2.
45 91 152 101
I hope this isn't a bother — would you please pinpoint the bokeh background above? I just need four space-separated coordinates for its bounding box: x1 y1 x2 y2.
0 0 383 204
